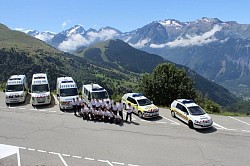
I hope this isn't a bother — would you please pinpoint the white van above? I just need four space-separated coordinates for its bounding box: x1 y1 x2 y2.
82 84 109 101
31 73 51 106
4 75 28 104
56 77 78 110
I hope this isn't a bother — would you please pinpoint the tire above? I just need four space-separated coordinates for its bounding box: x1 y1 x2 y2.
171 110 176 118
138 111 143 118
188 121 194 129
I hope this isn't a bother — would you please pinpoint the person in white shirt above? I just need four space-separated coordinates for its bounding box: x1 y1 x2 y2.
106 101 111 111
95 99 101 110
81 103 89 120
80 97 85 105
75 97 81 116
112 101 118 115
103 108 109 123
108 110 114 123
117 100 123 120
125 103 133 122
91 98 96 108
72 98 77 116
100 98 105 110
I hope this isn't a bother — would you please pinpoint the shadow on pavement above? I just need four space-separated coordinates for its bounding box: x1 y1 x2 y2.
142 116 163 122
195 126 217 134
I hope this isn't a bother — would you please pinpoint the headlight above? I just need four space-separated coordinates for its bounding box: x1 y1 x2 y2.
194 120 200 124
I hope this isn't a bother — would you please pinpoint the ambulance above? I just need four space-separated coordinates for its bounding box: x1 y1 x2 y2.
30 73 51 106
56 77 78 110
82 84 109 101
4 75 28 104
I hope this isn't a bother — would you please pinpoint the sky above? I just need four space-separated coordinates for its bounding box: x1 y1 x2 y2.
0 0 249 33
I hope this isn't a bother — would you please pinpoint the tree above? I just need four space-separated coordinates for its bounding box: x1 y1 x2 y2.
139 63 196 106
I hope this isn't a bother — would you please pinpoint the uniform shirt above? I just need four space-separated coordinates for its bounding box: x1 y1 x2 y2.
71 100 76 106
80 98 85 105
91 99 96 106
106 103 111 110
127 105 133 113
75 100 80 106
95 100 101 107
112 105 118 111
117 103 123 112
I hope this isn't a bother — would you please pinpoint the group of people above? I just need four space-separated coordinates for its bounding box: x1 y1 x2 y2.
71 97 133 123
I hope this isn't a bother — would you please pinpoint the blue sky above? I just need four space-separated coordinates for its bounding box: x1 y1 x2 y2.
0 0 249 33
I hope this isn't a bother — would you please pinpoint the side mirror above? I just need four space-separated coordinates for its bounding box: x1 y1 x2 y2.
57 94 59 97
3 89 5 93
29 89 31 93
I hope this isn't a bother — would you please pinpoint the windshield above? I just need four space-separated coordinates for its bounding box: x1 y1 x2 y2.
32 84 49 93
91 91 108 99
6 84 23 92
188 106 206 115
137 98 152 106
60 88 78 97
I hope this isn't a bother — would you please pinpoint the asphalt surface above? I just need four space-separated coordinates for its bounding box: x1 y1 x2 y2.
0 92 250 166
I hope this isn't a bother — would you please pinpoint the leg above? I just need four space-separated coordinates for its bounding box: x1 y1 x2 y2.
129 113 132 122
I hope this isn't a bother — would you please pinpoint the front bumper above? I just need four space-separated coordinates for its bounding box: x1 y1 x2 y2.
6 96 25 104
143 112 159 118
194 122 213 129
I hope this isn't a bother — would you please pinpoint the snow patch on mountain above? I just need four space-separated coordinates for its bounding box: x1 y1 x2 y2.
34 32 55 42
150 25 223 48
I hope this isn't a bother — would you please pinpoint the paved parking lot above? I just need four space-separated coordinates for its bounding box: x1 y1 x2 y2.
1 92 250 166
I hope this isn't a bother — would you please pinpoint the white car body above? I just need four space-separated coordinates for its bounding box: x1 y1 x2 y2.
122 93 159 118
170 99 213 129
5 75 28 104
56 77 79 110
31 73 51 106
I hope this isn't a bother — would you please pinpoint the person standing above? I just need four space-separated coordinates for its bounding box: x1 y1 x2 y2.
72 98 77 116
117 100 123 120
75 97 81 116
112 101 118 115
125 103 133 122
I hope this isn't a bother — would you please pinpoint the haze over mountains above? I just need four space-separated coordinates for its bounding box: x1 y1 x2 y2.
24 17 250 98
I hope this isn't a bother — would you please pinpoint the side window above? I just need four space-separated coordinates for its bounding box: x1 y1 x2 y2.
127 97 137 104
176 103 183 110
181 106 188 114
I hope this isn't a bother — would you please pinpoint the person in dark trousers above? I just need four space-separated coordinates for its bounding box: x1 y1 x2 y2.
117 100 123 120
72 98 77 116
75 97 81 116
125 103 133 122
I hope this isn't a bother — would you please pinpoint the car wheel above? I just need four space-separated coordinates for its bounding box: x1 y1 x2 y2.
171 110 175 118
188 121 194 129
138 111 143 118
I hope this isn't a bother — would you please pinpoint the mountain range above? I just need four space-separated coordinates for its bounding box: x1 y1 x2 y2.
24 17 250 98
0 23 237 106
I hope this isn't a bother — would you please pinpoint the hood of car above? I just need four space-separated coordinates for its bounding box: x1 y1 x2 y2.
5 91 24 96
31 92 50 97
190 113 212 121
59 95 78 102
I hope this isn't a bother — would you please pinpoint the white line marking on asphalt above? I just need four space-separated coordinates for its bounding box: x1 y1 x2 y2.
0 106 7 109
53 95 59 105
242 130 250 133
49 111 57 113
98 160 113 166
112 161 125 165
213 122 227 129
29 109 37 111
84 157 95 161
62 154 71 157
161 115 180 125
140 119 150 122
49 151 59 155
225 129 237 131
27 148 35 151
58 153 68 166
229 116 250 126
156 121 167 124
9 107 16 109
128 164 140 166
19 108 26 110
37 150 46 153
72 155 82 159
38 109 47 112
18 147 26 150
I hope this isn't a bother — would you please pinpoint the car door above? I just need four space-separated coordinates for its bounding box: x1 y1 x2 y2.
127 97 138 113
176 103 188 123
180 106 189 123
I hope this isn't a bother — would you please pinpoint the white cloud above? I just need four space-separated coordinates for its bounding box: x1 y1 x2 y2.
58 34 88 52
14 28 25 32
58 29 119 52
150 25 223 48
62 20 71 29
129 38 151 48
34 33 54 42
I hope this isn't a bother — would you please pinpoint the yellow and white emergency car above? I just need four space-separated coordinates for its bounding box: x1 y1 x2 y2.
122 93 159 118
170 99 213 129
